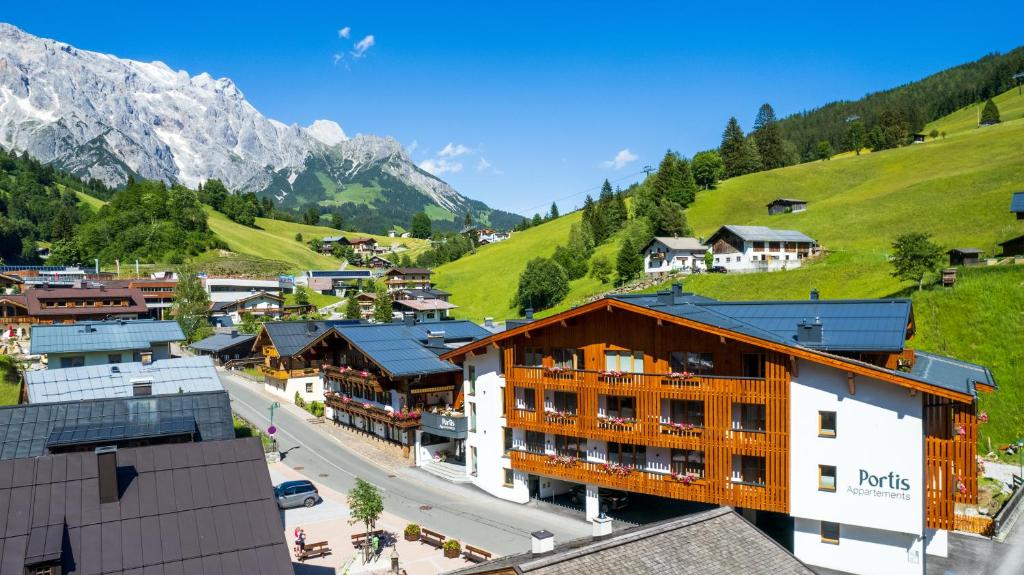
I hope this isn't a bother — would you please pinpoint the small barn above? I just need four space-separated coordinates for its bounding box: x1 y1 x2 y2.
947 248 983 267
1012 191 1024 220
911 133 927 144
999 235 1024 257
766 198 808 215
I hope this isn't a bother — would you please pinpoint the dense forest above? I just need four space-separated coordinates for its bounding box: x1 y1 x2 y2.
0 146 222 266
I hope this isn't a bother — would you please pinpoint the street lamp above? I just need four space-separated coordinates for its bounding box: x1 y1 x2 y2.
1016 438 1024 478
268 402 281 451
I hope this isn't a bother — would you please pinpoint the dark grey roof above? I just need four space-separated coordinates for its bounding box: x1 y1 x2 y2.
766 198 807 206
0 438 293 575
262 319 362 356
613 293 912 353
948 248 983 255
446 507 814 575
24 356 223 403
709 225 816 244
910 351 997 396
1011 191 1024 213
334 321 491 377
402 288 452 299
0 391 234 459
189 332 256 353
29 320 185 355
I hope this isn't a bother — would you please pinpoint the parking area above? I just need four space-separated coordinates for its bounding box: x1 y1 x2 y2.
536 481 716 526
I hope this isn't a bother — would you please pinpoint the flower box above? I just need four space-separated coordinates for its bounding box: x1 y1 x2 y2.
601 462 633 477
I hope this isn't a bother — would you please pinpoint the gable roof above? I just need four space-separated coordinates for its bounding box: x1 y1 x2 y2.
333 321 491 377
30 320 185 355
24 286 150 317
210 291 284 312
189 332 256 353
948 248 983 255
0 391 234 460
0 294 27 309
0 437 292 575
910 351 997 395
260 320 362 357
24 356 223 403
306 269 373 278
442 293 983 403
401 288 452 299
1011 191 1024 213
387 267 433 276
643 237 707 252
393 299 458 312
709 225 816 244
766 198 807 207
447 507 814 575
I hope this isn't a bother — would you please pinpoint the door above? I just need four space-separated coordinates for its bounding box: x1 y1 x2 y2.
282 486 300 508
528 475 540 499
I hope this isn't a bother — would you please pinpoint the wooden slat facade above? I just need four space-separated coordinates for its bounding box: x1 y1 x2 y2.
923 394 979 530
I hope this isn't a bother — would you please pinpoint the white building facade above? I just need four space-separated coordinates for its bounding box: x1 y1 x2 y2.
706 225 819 273
641 237 708 275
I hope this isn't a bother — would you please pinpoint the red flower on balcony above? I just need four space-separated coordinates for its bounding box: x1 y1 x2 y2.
601 462 632 477
544 366 567 374
978 411 989 423
956 477 967 494
667 371 695 380
956 425 967 437
670 471 698 484
599 370 625 378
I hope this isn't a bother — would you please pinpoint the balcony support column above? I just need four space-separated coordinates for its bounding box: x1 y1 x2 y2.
585 483 601 521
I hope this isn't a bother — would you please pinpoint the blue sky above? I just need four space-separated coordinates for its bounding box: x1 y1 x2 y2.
4 2 1023 215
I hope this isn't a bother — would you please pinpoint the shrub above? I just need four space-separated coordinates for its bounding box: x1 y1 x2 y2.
294 391 306 408
443 539 461 553
307 401 325 418
404 524 421 537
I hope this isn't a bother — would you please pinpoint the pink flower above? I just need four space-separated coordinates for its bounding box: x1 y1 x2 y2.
978 411 989 423
956 425 967 437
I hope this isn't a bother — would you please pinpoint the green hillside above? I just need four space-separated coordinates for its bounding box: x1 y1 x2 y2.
925 86 1024 137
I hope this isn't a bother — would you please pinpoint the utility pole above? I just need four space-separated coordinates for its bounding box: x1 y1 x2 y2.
642 165 654 178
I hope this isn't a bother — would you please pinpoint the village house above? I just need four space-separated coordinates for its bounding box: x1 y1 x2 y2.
24 355 223 403
706 225 819 272
30 319 185 368
442 284 994 575
0 272 23 294
384 267 434 292
366 255 395 269
209 291 285 325
0 437 293 575
477 228 511 245
393 296 458 322
20 285 149 324
355 291 377 319
767 198 808 215
202 276 286 303
642 237 708 276
321 235 378 255
189 331 258 365
0 265 89 289
100 277 178 319
303 268 373 295
399 287 452 302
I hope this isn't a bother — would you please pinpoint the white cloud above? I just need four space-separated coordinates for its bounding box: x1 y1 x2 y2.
407 140 419 153
420 158 463 175
601 148 638 170
338 26 351 39
352 35 375 58
438 142 472 158
332 53 344 65
476 157 492 172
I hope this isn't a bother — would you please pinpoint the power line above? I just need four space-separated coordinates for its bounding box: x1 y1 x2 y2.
510 169 649 217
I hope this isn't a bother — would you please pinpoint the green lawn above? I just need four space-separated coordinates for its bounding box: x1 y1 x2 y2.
0 356 21 406
285 290 342 309
74 190 106 211
925 86 1024 137
318 181 382 207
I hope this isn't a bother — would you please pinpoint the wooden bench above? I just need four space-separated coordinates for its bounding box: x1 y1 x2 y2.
420 528 445 548
298 541 331 562
350 530 385 548
463 545 492 563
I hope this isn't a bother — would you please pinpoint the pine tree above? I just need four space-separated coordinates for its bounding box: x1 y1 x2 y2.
846 121 866 155
720 118 761 178
980 98 1001 125
653 199 692 237
373 282 393 323
549 202 559 219
344 295 361 319
615 236 642 285
50 203 78 243
669 156 697 207
331 212 345 230
531 213 543 227
752 103 790 170
410 212 432 239
171 265 213 343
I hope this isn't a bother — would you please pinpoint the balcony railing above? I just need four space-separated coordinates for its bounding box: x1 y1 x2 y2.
259 364 320 380
509 366 763 392
324 392 421 429
322 365 382 388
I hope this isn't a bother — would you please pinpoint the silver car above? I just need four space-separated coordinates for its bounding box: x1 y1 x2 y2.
275 480 320 509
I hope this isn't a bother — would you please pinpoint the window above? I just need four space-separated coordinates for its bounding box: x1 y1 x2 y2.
819 465 837 492
467 365 476 395
552 348 583 369
554 435 584 458
604 350 644 373
467 404 476 432
549 391 578 414
821 521 840 544
503 468 514 487
607 442 645 468
305 381 314 393
819 411 837 437
525 431 545 454
736 455 766 485
742 353 765 378
604 395 635 419
522 347 544 367
514 387 536 411
670 352 714 374
503 427 513 454
59 356 85 368
107 354 122 364
132 381 152 397
734 403 766 432
31 566 56 575
668 399 704 426
670 449 705 477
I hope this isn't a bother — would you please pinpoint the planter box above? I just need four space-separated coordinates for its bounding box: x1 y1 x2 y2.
444 547 461 559
404 532 419 542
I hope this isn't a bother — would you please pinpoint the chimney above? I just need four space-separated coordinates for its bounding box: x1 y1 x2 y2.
592 515 614 539
671 282 683 299
530 530 554 556
656 290 672 306
810 288 820 301
404 312 416 326
230 329 238 337
96 446 119 503
484 317 494 328
427 331 445 345
797 317 823 344
524 308 534 320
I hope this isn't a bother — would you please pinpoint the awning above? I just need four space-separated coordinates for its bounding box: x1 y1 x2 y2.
410 385 455 395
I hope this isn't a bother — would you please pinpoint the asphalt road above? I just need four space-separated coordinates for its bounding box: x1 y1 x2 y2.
219 369 593 555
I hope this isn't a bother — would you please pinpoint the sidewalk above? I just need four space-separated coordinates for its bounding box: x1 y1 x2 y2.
273 463 483 575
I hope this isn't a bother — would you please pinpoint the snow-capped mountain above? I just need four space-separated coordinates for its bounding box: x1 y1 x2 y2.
0 23 510 230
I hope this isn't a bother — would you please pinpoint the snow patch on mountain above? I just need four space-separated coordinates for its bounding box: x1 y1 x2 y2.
305 119 347 146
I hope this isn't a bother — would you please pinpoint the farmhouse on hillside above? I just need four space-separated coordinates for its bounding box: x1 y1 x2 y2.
642 237 708 276
706 225 819 272
766 198 808 215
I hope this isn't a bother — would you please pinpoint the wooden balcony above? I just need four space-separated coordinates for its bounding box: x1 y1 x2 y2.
510 450 786 512
259 364 320 380
324 392 421 429
509 366 765 395
322 365 382 389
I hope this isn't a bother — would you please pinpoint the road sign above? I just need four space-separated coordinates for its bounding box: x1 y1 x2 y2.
268 425 277 436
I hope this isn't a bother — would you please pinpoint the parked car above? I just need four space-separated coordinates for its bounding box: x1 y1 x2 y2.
568 485 630 511
275 480 320 509
709 266 728 274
